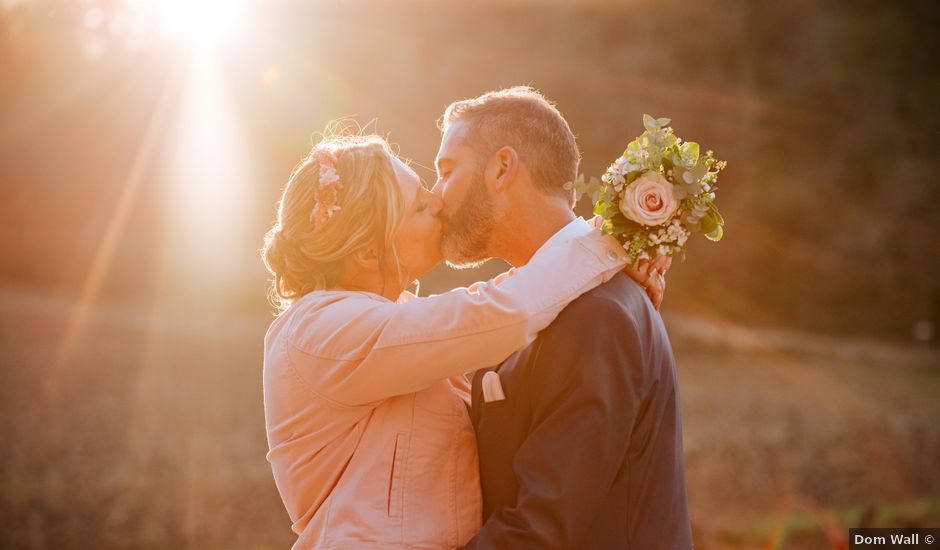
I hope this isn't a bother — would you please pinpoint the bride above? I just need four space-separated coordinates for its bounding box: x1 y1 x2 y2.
261 133 667 549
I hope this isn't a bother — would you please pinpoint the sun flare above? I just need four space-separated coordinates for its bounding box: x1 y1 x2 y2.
126 0 246 54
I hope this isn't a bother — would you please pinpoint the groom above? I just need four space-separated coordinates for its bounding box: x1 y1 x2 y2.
432 87 692 549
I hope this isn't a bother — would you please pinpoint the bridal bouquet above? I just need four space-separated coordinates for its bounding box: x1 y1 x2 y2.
565 115 726 263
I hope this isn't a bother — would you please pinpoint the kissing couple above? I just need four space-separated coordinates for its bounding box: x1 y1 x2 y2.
262 87 692 549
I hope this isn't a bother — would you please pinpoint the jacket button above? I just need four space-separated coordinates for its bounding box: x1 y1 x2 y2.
607 250 618 261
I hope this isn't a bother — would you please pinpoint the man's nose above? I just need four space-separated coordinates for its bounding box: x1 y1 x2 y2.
428 191 444 216
430 179 445 198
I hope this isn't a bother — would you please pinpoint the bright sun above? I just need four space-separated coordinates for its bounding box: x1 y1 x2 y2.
128 0 247 54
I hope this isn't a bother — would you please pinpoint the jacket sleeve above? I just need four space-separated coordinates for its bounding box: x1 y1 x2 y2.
288 230 628 406
462 296 647 549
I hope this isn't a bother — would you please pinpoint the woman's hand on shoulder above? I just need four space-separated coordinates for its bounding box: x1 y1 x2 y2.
623 255 672 310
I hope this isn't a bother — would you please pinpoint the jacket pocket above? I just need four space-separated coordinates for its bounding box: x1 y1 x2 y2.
387 433 406 517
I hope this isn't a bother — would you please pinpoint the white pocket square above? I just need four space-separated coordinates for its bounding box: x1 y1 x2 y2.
481 371 506 403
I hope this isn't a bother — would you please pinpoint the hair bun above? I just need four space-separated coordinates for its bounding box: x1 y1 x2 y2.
262 228 290 274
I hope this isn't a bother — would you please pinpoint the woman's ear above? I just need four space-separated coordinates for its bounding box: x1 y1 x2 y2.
351 245 380 272
489 146 519 193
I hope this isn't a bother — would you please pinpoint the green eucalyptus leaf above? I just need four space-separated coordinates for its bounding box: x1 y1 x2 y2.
643 114 657 132
609 217 642 236
662 155 674 171
699 211 719 235
680 141 700 166
690 160 708 182
706 225 723 242
595 200 622 218
709 204 725 225
656 117 672 127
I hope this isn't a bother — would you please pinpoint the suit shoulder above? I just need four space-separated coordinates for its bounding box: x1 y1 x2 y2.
529 275 658 385
550 273 652 330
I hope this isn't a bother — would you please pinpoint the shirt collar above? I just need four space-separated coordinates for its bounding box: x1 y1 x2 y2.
530 216 593 260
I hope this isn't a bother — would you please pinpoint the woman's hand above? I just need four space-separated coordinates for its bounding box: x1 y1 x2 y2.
623 255 672 310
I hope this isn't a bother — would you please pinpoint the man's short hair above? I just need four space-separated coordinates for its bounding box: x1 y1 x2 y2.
439 86 579 199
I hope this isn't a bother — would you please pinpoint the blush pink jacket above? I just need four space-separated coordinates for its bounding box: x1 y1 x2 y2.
263 218 628 549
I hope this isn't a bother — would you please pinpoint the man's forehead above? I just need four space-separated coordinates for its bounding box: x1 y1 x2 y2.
437 121 471 162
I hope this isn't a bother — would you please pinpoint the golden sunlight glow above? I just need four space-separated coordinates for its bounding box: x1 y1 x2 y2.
163 60 257 301
125 0 247 54
48 72 182 396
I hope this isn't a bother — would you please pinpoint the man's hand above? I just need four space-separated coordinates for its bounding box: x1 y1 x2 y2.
623 255 672 310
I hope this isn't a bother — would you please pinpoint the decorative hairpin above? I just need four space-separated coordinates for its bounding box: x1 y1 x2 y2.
309 149 343 227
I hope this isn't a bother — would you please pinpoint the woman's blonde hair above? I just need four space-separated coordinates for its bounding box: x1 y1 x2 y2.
261 133 407 312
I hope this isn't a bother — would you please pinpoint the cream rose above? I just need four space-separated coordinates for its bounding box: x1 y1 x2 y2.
620 171 679 226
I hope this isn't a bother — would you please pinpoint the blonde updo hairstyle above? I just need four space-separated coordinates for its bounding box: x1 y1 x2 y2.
262 134 407 312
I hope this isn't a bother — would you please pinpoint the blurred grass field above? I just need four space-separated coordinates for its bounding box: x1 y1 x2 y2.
2 289 937 549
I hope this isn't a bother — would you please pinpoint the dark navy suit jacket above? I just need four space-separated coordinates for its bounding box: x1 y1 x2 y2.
463 273 692 549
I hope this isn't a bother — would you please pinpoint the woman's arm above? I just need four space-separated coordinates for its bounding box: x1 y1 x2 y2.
288 226 629 407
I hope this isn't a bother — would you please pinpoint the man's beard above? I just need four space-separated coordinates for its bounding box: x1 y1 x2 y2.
441 170 496 269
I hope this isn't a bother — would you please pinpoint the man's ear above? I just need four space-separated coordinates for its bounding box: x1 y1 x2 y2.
351 245 380 272
490 146 519 193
